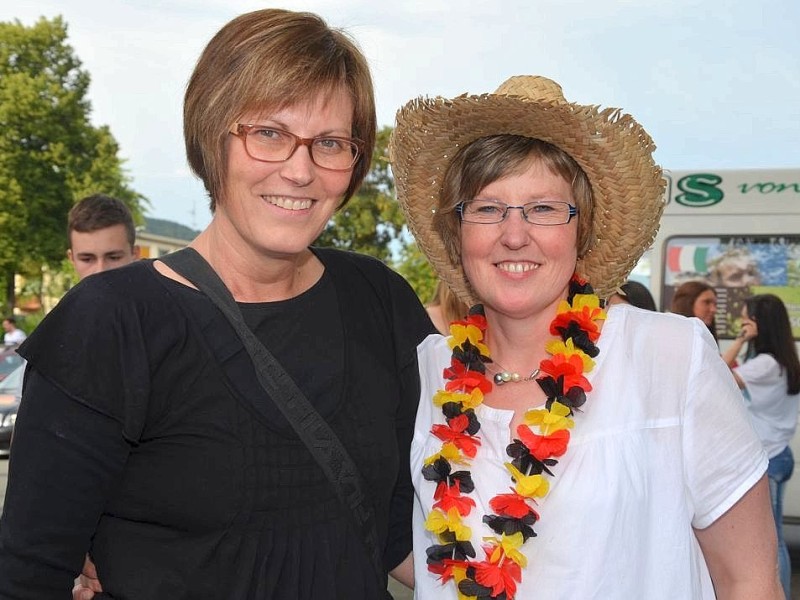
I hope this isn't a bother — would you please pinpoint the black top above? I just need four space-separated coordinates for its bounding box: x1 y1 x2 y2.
0 248 434 599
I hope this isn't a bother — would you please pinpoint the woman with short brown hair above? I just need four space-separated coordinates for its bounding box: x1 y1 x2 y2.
0 9 429 599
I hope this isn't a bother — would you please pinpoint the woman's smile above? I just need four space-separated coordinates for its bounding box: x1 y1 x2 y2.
495 260 540 274
262 195 314 211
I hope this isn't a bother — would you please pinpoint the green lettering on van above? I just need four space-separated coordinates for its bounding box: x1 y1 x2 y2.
739 182 800 194
675 173 724 207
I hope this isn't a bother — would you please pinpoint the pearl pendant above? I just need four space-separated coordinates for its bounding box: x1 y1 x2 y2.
494 371 518 385
492 368 540 386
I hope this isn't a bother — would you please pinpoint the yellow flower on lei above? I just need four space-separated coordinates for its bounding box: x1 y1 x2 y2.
423 441 467 466
426 507 472 541
544 337 595 371
524 400 574 435
505 463 549 498
558 292 604 316
484 532 528 568
448 322 490 356
434 388 485 411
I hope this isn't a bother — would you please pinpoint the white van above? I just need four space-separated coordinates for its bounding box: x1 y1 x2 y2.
629 168 800 546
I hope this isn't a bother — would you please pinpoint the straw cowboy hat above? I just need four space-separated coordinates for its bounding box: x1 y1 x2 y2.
389 75 665 303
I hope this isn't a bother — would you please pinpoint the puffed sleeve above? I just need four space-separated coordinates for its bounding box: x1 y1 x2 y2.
0 268 162 596
682 320 767 528
16 271 152 441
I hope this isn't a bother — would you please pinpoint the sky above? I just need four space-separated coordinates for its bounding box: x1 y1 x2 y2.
3 0 798 231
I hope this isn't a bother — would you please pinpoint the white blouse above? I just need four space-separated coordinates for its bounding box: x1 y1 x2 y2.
411 304 767 599
735 352 800 458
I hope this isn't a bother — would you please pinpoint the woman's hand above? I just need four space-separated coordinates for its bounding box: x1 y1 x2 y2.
722 324 752 372
72 555 102 600
737 322 756 342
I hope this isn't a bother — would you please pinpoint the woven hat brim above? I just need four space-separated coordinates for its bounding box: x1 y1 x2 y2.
390 93 666 302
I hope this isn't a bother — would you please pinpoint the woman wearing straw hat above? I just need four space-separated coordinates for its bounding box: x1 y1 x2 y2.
391 76 782 599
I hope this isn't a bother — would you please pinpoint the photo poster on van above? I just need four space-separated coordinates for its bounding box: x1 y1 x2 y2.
663 235 800 339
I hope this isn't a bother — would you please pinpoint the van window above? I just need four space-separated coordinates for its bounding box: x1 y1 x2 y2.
662 234 800 339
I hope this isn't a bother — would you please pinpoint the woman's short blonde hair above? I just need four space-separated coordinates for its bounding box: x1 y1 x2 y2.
184 9 376 211
434 135 594 271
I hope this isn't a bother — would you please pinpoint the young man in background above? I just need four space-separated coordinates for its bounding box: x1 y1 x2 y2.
2 318 26 346
67 194 138 279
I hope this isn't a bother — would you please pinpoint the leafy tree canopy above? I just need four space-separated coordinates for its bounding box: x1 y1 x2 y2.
0 16 147 308
316 126 437 303
316 127 402 262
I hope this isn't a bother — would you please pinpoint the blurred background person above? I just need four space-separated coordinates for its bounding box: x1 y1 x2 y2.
425 280 468 334
723 293 800 599
67 194 138 279
2 317 26 347
607 279 657 311
671 279 718 343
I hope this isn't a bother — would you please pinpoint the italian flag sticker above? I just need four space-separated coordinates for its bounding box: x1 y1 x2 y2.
667 245 709 274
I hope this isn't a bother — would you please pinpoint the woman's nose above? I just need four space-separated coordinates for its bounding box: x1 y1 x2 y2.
499 209 531 248
279 145 316 185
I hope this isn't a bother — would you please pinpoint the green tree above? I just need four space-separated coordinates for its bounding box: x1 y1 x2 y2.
316 125 437 301
316 127 404 262
0 16 147 309
395 242 437 305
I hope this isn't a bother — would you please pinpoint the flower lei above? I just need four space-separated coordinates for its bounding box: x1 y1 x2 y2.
422 275 605 599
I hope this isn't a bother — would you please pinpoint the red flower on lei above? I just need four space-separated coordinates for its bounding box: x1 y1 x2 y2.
473 544 523 598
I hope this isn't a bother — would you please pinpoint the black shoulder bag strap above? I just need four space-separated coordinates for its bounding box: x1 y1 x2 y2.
160 248 387 592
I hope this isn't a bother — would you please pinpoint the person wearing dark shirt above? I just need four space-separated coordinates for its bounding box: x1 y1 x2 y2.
0 9 432 599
